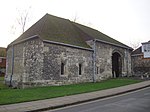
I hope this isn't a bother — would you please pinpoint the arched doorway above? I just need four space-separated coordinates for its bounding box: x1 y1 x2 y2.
112 52 122 78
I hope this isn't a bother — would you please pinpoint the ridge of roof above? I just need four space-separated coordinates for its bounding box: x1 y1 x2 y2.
10 14 91 48
10 13 132 50
73 22 132 49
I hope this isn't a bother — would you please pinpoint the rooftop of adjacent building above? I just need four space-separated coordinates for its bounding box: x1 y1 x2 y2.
0 47 6 57
132 40 150 55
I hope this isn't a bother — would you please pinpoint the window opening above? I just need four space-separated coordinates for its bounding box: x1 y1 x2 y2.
61 62 64 75
79 63 82 75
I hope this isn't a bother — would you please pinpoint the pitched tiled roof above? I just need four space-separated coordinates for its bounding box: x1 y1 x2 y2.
10 14 131 49
131 47 142 55
73 23 131 49
11 14 91 48
0 47 6 57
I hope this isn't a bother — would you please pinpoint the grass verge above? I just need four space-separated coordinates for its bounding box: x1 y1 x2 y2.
0 77 8 89
0 78 141 105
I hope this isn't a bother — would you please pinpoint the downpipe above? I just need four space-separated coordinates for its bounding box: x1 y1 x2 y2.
92 39 96 82
9 44 14 87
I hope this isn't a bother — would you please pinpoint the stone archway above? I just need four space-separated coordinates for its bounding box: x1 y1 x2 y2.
112 52 122 78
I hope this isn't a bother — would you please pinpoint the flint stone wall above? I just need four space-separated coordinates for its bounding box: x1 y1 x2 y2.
5 42 25 87
132 55 150 76
97 42 132 79
42 42 93 85
5 38 132 88
5 38 93 88
87 40 132 80
5 38 44 88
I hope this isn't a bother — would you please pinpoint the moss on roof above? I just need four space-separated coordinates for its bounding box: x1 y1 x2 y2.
11 14 131 49
13 14 91 48
74 23 130 48
0 47 6 57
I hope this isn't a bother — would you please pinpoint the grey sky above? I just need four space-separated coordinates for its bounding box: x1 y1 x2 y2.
0 0 149 48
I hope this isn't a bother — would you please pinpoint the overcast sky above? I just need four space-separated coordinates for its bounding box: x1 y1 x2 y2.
0 0 150 48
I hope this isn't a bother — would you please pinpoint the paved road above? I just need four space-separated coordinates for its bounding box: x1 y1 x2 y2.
46 87 150 112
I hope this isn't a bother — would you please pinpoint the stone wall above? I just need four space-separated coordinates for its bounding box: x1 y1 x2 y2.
87 40 132 80
5 47 12 86
22 38 44 88
42 42 93 85
132 55 150 76
5 43 24 87
5 38 44 88
5 37 132 88
6 38 93 88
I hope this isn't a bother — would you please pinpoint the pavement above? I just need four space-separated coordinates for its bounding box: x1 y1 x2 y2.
0 80 150 112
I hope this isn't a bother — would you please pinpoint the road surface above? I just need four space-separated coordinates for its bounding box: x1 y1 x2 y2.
45 87 150 112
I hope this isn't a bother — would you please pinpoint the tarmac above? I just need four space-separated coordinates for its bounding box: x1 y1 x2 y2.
0 80 150 112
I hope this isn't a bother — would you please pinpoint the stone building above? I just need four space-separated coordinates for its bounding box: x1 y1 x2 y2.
131 41 150 76
5 14 132 88
0 47 6 76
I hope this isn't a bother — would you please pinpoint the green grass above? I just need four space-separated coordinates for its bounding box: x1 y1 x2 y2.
0 77 4 81
0 78 141 105
0 77 8 89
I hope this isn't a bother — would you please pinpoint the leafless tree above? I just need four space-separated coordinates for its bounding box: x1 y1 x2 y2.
10 6 32 35
16 6 31 33
72 13 79 22
130 41 141 50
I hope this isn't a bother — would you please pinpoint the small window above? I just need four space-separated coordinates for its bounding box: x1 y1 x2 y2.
61 62 64 75
97 67 99 74
79 63 82 75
